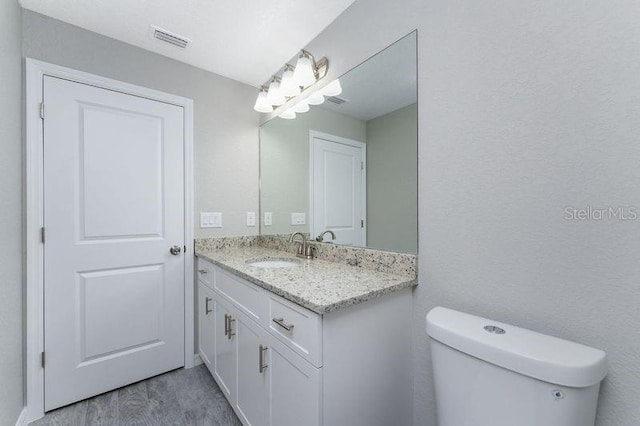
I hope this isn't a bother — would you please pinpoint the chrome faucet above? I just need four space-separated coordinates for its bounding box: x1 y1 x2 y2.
289 232 314 259
315 230 336 243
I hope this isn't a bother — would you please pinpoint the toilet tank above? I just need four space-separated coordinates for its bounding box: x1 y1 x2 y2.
426 307 607 426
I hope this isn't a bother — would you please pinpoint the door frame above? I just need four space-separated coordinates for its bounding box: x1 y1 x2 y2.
308 130 367 245
25 58 195 422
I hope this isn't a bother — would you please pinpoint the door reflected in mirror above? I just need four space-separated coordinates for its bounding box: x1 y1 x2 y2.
260 32 417 254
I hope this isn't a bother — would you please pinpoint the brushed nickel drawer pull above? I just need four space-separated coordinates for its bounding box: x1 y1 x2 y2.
224 314 229 337
259 344 268 373
198 269 208 274
205 297 212 315
272 317 295 331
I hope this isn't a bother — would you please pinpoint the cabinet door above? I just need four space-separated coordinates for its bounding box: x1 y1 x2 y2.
235 313 269 426
213 294 237 403
198 283 215 372
268 336 321 426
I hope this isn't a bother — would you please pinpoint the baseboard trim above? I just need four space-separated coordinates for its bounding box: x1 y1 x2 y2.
15 407 29 426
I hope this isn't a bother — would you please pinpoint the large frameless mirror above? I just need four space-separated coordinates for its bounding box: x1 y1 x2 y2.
259 31 417 254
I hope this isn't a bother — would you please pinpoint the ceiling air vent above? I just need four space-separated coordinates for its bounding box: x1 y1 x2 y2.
326 96 348 105
151 26 190 49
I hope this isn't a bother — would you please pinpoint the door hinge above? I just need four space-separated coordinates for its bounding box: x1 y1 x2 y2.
39 102 45 120
361 219 364 228
184 245 187 253
361 161 364 170
41 227 45 244
41 352 45 368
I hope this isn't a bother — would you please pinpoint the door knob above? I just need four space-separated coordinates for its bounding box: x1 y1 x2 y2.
169 245 182 255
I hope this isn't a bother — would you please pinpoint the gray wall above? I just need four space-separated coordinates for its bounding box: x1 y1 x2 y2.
366 103 417 254
22 10 260 238
0 0 24 424
304 1 640 424
260 107 366 235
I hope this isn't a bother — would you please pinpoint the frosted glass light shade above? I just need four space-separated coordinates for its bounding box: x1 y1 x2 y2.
267 80 286 106
293 55 317 87
321 79 342 97
253 91 273 113
280 68 301 97
292 101 310 113
279 109 296 120
306 91 325 105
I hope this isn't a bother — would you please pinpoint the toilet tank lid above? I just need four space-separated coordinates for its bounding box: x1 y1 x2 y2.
426 307 607 388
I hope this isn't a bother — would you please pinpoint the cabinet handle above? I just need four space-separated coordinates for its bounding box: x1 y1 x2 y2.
259 344 268 373
198 269 208 274
224 314 229 337
272 317 295 332
205 297 212 315
228 316 236 339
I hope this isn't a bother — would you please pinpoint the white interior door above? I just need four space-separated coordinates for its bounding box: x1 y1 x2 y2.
311 132 366 246
43 76 185 410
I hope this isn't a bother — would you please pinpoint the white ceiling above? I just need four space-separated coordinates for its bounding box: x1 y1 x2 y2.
19 0 355 87
318 33 417 121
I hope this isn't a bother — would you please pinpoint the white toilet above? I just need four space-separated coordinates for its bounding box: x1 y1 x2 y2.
426 307 607 426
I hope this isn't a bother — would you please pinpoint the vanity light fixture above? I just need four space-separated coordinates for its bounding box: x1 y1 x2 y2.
280 64 301 97
321 79 342 97
292 101 310 113
253 87 274 113
279 109 297 120
253 49 329 116
267 77 286 106
292 50 318 87
306 90 325 106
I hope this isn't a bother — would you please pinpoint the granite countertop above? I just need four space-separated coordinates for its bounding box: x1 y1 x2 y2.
195 246 417 314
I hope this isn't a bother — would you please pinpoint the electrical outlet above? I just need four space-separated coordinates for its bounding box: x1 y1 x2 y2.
212 213 222 227
264 212 273 226
200 212 222 228
291 212 306 225
246 212 256 227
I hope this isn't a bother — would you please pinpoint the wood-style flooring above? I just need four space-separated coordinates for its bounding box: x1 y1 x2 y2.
30 365 241 425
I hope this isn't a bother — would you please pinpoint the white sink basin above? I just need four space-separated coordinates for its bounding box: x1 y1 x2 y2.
246 258 301 268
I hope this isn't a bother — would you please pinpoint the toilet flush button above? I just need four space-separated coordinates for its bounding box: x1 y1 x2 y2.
484 325 506 334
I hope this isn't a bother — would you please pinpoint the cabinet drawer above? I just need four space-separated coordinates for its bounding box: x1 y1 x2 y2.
214 267 267 323
196 258 214 288
268 294 322 367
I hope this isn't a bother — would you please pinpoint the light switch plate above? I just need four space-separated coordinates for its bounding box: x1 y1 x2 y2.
200 212 222 228
264 212 273 226
246 212 256 227
291 212 306 225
